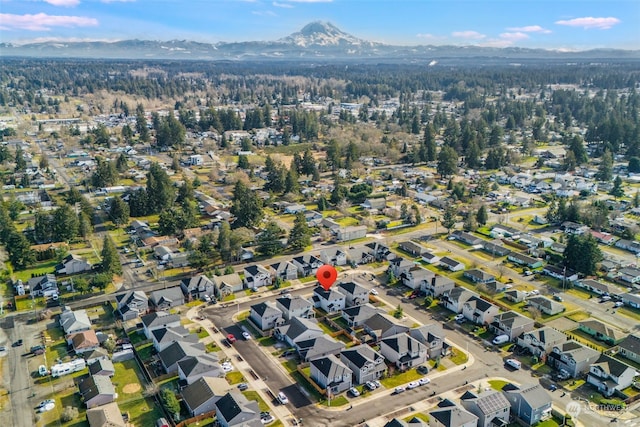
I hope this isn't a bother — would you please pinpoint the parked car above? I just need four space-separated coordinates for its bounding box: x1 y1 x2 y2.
365 381 377 391
242 331 251 340
237 383 249 391
417 365 429 375
372 380 381 389
277 392 289 404
349 387 360 397
407 381 419 389
31 345 45 355
370 289 379 296
418 377 431 386
394 386 406 394
549 384 558 391
12 339 23 347
614 301 623 308
454 314 464 321
227 334 237 343
553 295 563 302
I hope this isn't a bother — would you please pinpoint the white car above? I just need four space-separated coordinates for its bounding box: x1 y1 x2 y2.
242 331 251 340
454 314 465 321
394 386 406 394
370 289 379 296
529 289 540 295
349 387 360 397
418 378 431 386
614 301 623 307
222 363 234 372
407 381 419 389
38 401 55 413
277 392 289 404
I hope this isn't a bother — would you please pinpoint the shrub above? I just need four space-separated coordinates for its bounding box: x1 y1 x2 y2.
61 406 79 422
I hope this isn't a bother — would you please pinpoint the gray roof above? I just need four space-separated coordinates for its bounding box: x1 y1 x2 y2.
158 341 206 369
182 376 229 413
182 274 215 291
591 354 635 378
250 301 282 318
430 405 478 427
410 324 444 344
619 334 640 356
151 325 198 346
525 327 566 344
310 354 351 380
502 383 551 409
85 401 125 427
178 354 221 377
141 311 180 329
528 296 564 312
59 307 91 333
554 340 599 362
579 318 626 340
149 286 184 306
467 390 511 415
297 335 345 360
363 313 409 337
88 358 115 376
215 391 260 426
79 375 116 401
115 290 147 306
280 317 322 342
276 296 313 311
342 304 380 323
340 344 384 369
381 333 425 355
464 296 496 313
337 281 368 297
493 311 533 329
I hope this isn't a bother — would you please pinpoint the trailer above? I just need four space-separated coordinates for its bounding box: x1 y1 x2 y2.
51 359 86 377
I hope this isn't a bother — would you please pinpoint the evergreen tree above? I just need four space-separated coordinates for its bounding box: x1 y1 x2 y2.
100 235 122 276
476 205 488 226
7 231 35 270
146 162 176 214
437 146 458 178
217 221 232 261
441 205 458 234
596 150 613 182
230 180 263 228
238 155 250 170
14 146 26 171
563 234 602 276
463 212 478 232
108 197 130 226
289 212 312 251
257 221 285 256
52 204 79 242
423 124 437 162
317 195 328 212
135 104 150 142
285 167 300 194
610 176 625 199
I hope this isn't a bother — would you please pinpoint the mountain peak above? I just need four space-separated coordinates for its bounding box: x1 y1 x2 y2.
279 21 376 48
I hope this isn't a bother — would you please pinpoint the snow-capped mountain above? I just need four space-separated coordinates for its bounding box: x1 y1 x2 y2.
278 21 378 48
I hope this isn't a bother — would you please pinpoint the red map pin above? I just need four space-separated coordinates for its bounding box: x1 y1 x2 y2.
316 264 338 291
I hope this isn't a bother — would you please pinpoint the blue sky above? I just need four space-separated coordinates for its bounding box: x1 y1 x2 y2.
1 0 638 50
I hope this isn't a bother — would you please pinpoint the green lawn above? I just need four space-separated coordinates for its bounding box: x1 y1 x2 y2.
404 413 429 423
242 391 270 412
206 342 222 353
449 347 469 365
281 359 298 374
222 294 236 302
196 327 210 339
324 395 349 407
299 276 317 283
258 337 277 347
112 360 145 401
12 260 57 282
225 371 245 385
380 369 423 388
488 380 508 391
137 343 154 360
119 397 163 427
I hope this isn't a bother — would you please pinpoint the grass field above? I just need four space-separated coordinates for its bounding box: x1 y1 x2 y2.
380 369 422 388
12 260 57 282
112 359 144 401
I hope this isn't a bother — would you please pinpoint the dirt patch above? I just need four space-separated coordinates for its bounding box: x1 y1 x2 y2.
122 383 141 394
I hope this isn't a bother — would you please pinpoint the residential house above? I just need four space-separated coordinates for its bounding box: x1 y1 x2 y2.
141 311 181 339
363 313 410 342
490 225 520 238
213 273 243 297
284 203 306 214
517 327 568 357
182 376 230 416
441 288 477 314
29 274 58 297
86 401 125 427
461 390 511 427
547 341 600 378
337 281 370 307
380 333 428 370
543 265 578 283
115 290 148 320
214 391 261 427
291 255 323 277
55 254 92 275
70 330 100 354
575 279 621 296
364 242 393 262
276 296 314 321
398 241 426 257
304 210 323 227
320 248 348 266
341 304 380 328
336 225 367 241
151 326 198 352
178 354 223 385
361 198 387 212
243 265 271 289
586 354 637 397
578 318 626 345
421 252 441 264
501 383 552 425
88 359 115 378
507 253 543 269
383 418 426 427
618 334 640 365
296 335 345 362
153 245 173 261
389 257 415 278
149 286 185 310
504 289 527 303
463 269 496 285
274 317 324 348
620 293 640 309
615 239 640 254
482 242 511 257
462 296 499 325
313 286 347 313
158 341 206 374
60 306 91 335
83 348 109 365
452 230 483 246
527 296 565 316
421 275 455 297
401 266 435 290
489 311 535 341
340 344 387 385
78 375 116 409
439 256 465 272
348 247 375 265
310 354 353 394
249 301 283 331
409 324 445 359
180 274 216 301
429 399 479 427
268 261 298 282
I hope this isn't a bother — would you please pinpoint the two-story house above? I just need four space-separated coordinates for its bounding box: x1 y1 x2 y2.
461 390 511 427
547 340 600 378
276 296 314 321
463 269 496 285
313 286 347 313
441 288 477 314
149 286 185 310
389 257 415 278
501 383 552 425
320 248 348 266
310 354 353 394
249 301 284 331
291 255 323 277
409 324 446 359
421 275 455 297
55 254 92 275
341 304 380 328
489 311 535 341
401 266 435 290
268 261 298 282
115 290 149 320
516 327 567 357
180 274 216 301
243 264 272 289
340 345 387 385
380 333 427 370
296 335 345 362
274 317 324 348
214 392 260 427
151 325 198 352
429 399 478 427
462 296 499 325
141 311 181 339
337 281 370 307
586 354 637 397
363 313 410 342
618 334 640 365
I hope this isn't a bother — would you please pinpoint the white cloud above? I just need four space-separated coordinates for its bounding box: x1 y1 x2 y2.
251 10 277 16
0 13 98 31
273 1 294 7
452 30 486 40
499 32 529 41
43 0 80 6
506 25 551 34
555 16 620 29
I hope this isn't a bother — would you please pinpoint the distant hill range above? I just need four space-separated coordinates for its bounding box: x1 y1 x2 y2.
2 21 638 61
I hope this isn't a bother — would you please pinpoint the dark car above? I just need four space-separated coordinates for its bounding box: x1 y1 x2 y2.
31 345 45 355
417 365 429 375
12 339 23 347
